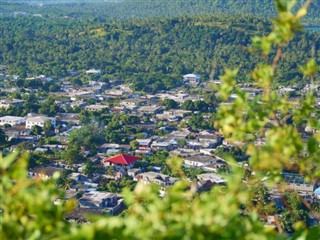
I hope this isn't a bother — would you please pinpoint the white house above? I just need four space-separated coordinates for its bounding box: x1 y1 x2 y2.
183 74 201 86
0 116 26 126
26 116 56 129
85 69 101 75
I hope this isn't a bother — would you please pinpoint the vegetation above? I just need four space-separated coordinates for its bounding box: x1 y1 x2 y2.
1 0 320 25
0 13 319 91
0 1 319 239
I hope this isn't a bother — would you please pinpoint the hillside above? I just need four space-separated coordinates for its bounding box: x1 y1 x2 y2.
1 0 320 25
1 14 319 91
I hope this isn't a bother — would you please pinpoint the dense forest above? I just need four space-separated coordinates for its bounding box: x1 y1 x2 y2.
1 0 320 26
1 13 319 91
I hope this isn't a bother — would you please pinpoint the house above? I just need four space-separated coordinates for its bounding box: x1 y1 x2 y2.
103 154 141 167
78 191 119 209
197 173 226 185
28 167 63 180
120 98 147 109
26 116 56 129
0 99 24 110
203 159 228 172
0 116 26 126
135 171 178 187
127 168 142 178
98 143 130 154
105 89 127 96
155 114 180 122
277 172 315 196
85 69 101 75
137 105 163 114
163 109 192 118
69 173 88 183
85 104 108 112
183 74 200 86
136 139 152 150
151 141 174 151
183 154 219 168
170 129 191 139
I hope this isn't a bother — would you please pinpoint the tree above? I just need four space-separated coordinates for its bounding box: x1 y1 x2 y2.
62 146 84 164
83 161 95 177
31 125 43 135
69 125 105 152
163 99 179 110
15 141 33 152
43 120 53 132
0 128 8 146
279 192 310 233
130 139 139 150
181 99 195 111
1 2 319 240
177 138 187 147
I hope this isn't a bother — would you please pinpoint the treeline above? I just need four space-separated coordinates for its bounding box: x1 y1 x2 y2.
1 0 320 25
1 14 319 90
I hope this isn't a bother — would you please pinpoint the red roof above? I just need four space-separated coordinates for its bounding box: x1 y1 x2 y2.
104 154 140 165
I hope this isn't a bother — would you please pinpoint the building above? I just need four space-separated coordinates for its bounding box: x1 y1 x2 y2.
85 69 101 75
78 191 124 215
85 104 108 112
26 116 56 129
0 99 24 110
138 105 163 114
183 154 219 168
196 173 226 185
103 154 141 167
135 171 178 187
0 116 26 126
183 74 201 86
279 172 315 196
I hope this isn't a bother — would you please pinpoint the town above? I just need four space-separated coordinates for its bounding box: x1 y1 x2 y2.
0 67 319 229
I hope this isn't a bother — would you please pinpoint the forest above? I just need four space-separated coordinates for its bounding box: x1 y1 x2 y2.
1 13 319 92
1 0 320 26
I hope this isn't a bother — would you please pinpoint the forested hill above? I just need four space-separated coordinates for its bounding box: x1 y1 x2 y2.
1 0 320 25
1 14 319 91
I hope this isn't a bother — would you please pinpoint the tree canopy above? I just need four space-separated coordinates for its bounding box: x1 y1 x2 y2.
1 1 319 239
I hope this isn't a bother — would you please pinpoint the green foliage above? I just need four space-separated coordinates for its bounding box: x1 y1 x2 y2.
1 12 319 89
163 99 179 110
214 146 248 162
0 128 8 146
68 125 105 152
279 192 310 232
61 146 84 164
0 153 74 240
31 125 43 135
1 1 320 239
99 177 136 193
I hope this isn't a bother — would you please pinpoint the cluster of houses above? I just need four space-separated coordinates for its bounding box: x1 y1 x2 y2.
1 70 319 223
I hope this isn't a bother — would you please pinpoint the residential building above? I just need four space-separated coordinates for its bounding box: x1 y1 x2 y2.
138 105 163 114
103 154 141 167
183 154 220 168
135 171 178 187
183 73 200 86
0 116 26 126
0 99 24 110
197 173 226 185
26 116 56 129
85 69 101 74
78 191 123 214
85 104 108 112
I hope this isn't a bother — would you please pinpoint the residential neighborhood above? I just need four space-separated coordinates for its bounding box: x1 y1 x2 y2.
0 69 319 225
